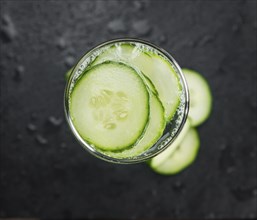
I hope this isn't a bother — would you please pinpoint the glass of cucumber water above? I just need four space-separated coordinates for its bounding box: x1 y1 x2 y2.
64 39 189 164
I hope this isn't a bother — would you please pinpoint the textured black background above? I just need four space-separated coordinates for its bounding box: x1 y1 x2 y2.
0 0 256 219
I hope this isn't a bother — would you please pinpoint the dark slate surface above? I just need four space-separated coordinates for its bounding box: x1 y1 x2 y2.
0 0 256 219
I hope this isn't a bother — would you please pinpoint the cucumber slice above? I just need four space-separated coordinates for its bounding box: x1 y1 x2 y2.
150 120 191 168
70 61 149 151
182 68 212 126
92 44 158 95
93 43 182 122
150 126 200 175
147 54 182 122
104 93 165 158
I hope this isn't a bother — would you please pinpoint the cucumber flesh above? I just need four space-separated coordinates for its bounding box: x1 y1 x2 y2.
92 44 182 121
104 93 165 158
182 68 212 126
150 126 200 175
92 44 158 95
70 61 149 151
150 120 191 168
145 54 181 122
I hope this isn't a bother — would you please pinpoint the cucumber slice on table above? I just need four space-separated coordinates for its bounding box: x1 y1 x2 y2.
183 68 212 126
70 61 149 151
65 68 73 80
150 120 191 168
104 92 165 158
93 44 182 122
150 126 200 175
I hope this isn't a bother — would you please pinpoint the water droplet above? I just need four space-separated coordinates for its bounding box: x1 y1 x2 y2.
15 133 23 141
36 134 48 145
158 35 167 44
219 143 227 150
132 19 152 36
172 181 185 193
151 189 157 196
64 56 75 68
205 212 216 219
56 37 66 50
30 112 37 120
48 116 63 127
107 19 126 34
0 14 17 42
198 35 214 46
133 0 148 11
226 166 236 174
26 123 37 132
253 188 257 196
60 142 67 148
232 15 243 33
13 65 24 82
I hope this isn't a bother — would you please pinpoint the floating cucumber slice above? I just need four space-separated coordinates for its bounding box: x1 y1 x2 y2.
92 44 158 95
104 92 165 158
70 61 149 151
147 54 182 122
93 43 182 122
182 68 212 126
150 126 200 175
150 120 191 168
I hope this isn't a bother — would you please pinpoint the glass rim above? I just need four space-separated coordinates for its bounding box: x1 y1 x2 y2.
64 38 190 164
